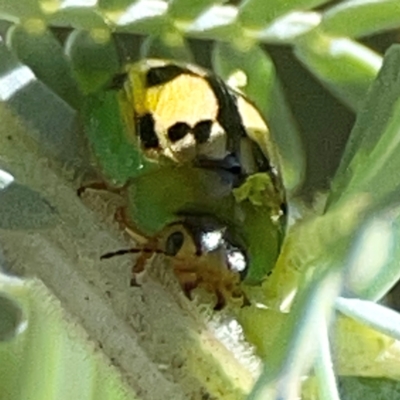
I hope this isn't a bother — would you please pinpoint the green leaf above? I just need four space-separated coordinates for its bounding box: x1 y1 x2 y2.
238 0 328 28
186 4 241 42
341 207 400 300
0 293 24 342
248 258 343 400
140 33 194 62
339 377 400 400
262 194 366 311
241 206 284 283
65 29 119 94
47 6 109 30
294 31 382 111
212 42 305 192
0 276 135 400
168 0 218 21
6 24 82 109
82 90 156 186
0 42 85 169
253 11 321 44
314 320 341 400
0 182 57 230
0 0 42 21
336 298 400 341
111 0 169 34
98 0 137 11
0 40 23 79
321 0 400 39
328 44 400 210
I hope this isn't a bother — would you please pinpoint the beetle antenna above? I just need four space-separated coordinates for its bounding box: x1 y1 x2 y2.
100 247 163 260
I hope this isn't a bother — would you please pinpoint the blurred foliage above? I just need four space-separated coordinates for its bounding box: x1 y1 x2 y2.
0 277 133 400
339 377 400 400
1 1 400 400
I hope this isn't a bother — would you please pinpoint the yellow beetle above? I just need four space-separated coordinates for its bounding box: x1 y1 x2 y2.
112 59 284 207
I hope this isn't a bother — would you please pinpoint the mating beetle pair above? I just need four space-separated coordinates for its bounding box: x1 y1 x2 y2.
86 59 287 308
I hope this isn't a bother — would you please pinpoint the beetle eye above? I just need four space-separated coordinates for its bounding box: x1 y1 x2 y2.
165 231 185 256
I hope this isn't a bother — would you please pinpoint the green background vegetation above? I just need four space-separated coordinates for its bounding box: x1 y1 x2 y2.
1 1 400 399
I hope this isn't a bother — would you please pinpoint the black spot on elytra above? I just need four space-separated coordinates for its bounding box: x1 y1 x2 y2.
146 65 186 87
137 113 159 148
193 120 212 144
168 122 191 142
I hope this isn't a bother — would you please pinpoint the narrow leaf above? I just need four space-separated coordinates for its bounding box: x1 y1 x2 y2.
336 297 400 341
322 0 400 39
168 0 218 20
238 0 329 28
140 33 193 62
339 377 400 400
248 264 342 400
7 24 82 109
294 32 381 111
343 206 400 301
65 29 119 94
328 45 400 210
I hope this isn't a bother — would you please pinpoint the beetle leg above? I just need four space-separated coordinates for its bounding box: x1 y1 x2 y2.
213 289 226 311
77 181 118 197
130 250 154 286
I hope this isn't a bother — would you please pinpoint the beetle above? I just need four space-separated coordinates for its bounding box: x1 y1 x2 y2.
102 214 249 310
112 59 285 207
85 59 287 307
